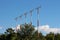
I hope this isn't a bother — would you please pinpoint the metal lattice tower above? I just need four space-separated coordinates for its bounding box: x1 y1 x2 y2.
36 6 41 37
24 12 27 24
14 17 18 32
19 15 22 30
30 9 34 25
15 14 23 32
19 15 22 24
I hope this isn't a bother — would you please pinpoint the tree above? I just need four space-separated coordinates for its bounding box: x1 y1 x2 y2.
5 28 17 40
55 33 60 40
0 34 6 40
2 24 60 40
17 24 35 40
6 28 14 34
45 32 54 40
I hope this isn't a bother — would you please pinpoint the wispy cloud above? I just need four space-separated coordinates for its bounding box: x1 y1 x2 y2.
35 25 60 34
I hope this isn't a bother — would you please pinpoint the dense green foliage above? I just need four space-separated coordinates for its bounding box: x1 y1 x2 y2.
0 24 60 40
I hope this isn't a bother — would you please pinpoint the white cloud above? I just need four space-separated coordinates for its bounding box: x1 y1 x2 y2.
13 24 60 34
16 25 20 30
35 25 60 34
11 25 21 30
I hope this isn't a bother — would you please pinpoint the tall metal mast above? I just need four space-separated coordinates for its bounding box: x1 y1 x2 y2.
19 15 22 30
19 15 22 24
24 12 27 24
14 17 18 32
30 9 34 25
36 6 41 37
15 14 23 32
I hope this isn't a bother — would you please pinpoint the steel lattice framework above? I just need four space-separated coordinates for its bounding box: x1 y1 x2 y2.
14 6 41 37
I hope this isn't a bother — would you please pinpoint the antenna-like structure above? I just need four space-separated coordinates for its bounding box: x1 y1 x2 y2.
24 12 27 24
14 14 23 32
36 6 41 37
19 15 22 24
30 9 34 25
14 17 18 32
19 15 23 30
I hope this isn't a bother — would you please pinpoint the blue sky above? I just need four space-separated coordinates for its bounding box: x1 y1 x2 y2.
0 0 60 33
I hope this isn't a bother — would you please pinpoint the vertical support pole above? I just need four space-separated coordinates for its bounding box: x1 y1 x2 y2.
36 6 41 37
15 17 18 40
19 15 22 30
24 12 27 24
15 17 18 32
30 9 33 25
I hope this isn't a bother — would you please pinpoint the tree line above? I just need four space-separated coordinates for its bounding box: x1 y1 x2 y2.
0 24 60 40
